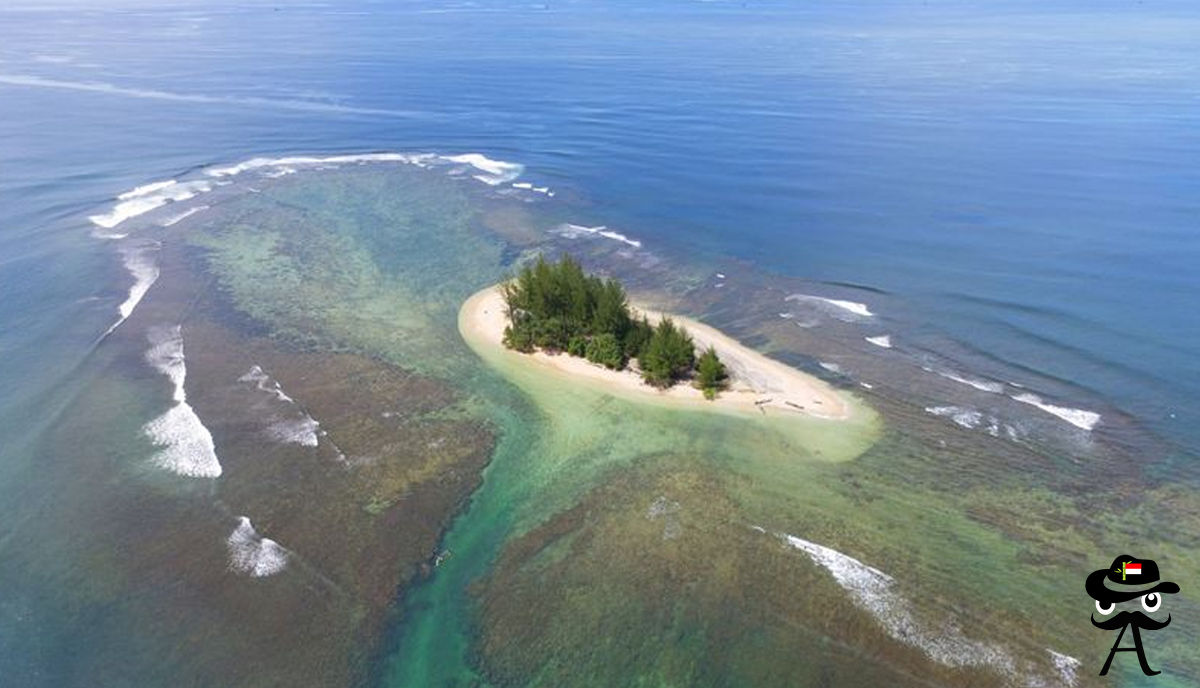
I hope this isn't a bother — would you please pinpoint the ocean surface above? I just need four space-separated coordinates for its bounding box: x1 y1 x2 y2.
1 1 1198 687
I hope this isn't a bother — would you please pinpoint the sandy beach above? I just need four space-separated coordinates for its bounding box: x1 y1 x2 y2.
460 285 851 420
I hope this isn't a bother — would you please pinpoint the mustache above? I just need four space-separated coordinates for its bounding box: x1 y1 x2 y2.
1091 610 1172 631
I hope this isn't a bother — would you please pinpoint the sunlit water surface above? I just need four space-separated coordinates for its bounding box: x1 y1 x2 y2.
1 2 1198 687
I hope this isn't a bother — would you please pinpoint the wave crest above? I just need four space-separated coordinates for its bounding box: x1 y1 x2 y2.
227 517 289 577
142 326 222 478
552 223 642 248
1012 393 1100 431
785 293 874 319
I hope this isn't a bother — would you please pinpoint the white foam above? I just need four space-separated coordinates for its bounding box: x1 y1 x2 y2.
553 223 642 248
865 335 892 349
239 365 326 448
268 417 321 447
142 326 222 478
100 245 160 337
781 533 1014 671
935 369 1005 394
925 405 984 429
204 152 522 188
1047 650 1081 687
239 365 294 403
925 405 1022 441
511 181 552 195
159 205 208 227
144 403 222 478
119 180 177 200
116 245 160 322
92 153 522 236
205 152 423 178
1011 393 1100 431
146 324 187 401
90 179 215 233
443 153 524 185
227 517 289 577
786 293 874 318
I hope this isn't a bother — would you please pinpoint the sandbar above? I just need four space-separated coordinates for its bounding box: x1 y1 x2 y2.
460 286 851 421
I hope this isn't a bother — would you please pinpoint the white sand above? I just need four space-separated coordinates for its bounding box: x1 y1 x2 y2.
460 286 850 420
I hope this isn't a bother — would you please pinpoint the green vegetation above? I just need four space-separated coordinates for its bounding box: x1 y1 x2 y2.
501 255 720 393
637 317 694 387
585 333 624 370
695 346 728 399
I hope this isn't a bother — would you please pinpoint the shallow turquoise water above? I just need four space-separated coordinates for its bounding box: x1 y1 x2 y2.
1 1 1199 686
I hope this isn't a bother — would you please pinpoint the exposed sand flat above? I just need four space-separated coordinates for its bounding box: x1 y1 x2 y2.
460 286 850 420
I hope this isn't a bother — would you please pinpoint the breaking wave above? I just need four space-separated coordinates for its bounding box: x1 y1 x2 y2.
268 417 321 447
1046 650 1081 687
204 151 533 191
204 152 432 178
925 405 984 429
1012 393 1100 431
100 244 160 338
552 223 642 248
776 531 1077 684
442 152 524 185
239 364 294 404
781 532 1015 671
239 365 329 450
227 517 289 577
865 334 892 349
924 405 1021 440
784 293 874 319
91 151 536 242
142 325 222 478
511 181 553 196
931 368 1005 394
92 151 537 342
818 361 846 375
89 179 216 236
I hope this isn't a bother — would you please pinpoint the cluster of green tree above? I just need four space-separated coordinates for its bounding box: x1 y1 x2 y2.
695 345 729 399
501 255 727 397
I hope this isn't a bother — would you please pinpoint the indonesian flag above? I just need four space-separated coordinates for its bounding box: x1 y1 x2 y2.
1126 563 1142 575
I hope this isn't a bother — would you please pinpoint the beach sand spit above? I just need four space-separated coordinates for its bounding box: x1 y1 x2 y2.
461 286 850 421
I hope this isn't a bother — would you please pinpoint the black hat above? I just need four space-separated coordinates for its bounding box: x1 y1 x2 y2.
1086 554 1179 604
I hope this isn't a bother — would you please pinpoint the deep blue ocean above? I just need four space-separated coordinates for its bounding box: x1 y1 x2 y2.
1 0 1197 684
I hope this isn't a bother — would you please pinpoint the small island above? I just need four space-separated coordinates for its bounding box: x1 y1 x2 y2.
461 255 851 420
501 255 728 398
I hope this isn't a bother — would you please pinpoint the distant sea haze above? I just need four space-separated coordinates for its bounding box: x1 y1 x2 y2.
0 2 1197 687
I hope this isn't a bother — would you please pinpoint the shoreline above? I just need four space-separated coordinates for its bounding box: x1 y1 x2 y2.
460 285 851 421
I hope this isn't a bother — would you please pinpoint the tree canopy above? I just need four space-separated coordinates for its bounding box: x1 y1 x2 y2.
501 254 723 395
637 317 695 387
695 345 728 399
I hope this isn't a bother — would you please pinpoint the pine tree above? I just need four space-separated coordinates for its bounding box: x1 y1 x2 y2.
502 255 708 388
696 346 727 399
638 318 695 387
585 333 624 369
